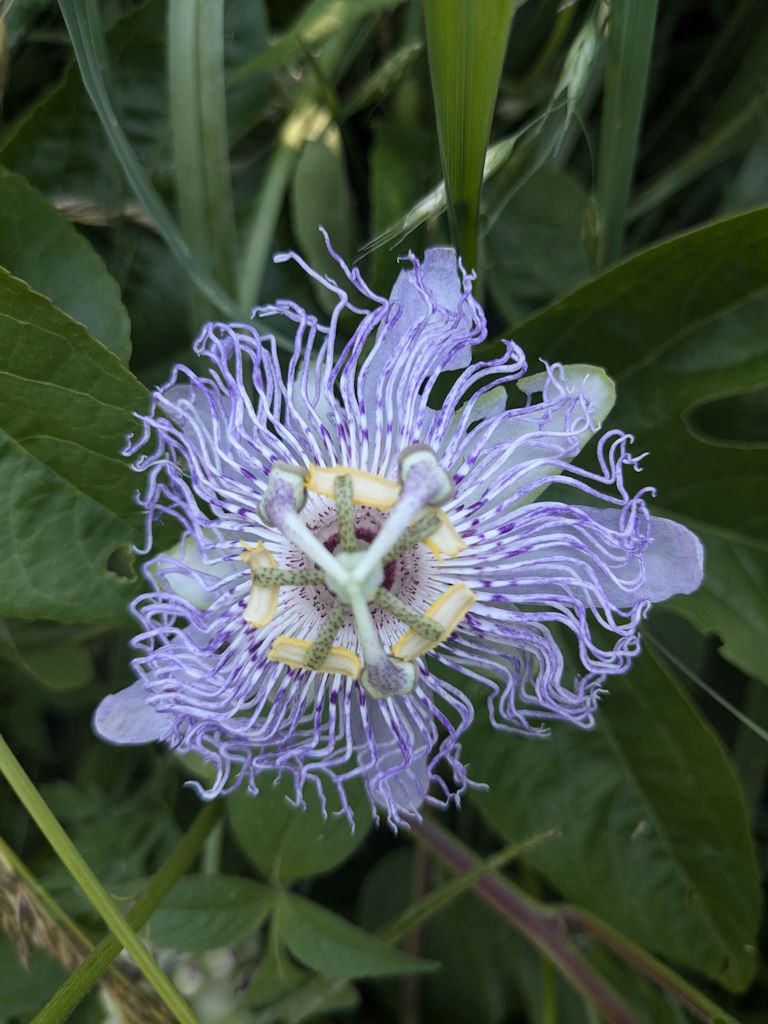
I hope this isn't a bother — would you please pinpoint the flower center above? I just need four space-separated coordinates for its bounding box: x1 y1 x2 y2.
240 448 476 700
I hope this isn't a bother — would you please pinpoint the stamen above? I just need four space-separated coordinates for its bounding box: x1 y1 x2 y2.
305 602 349 670
334 475 357 553
392 583 477 660
241 542 279 628
383 512 441 561
269 636 361 678
373 587 443 641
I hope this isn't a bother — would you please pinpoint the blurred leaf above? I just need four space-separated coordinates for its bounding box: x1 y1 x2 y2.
1 621 94 692
146 874 273 952
233 0 403 80
57 0 241 321
290 125 356 310
227 772 371 884
594 0 659 265
485 163 589 323
464 647 761 990
277 891 436 979
1 0 169 201
0 165 131 361
358 849 524 1023
512 207 768 542
0 269 146 623
168 0 238 315
423 0 516 265
667 530 768 686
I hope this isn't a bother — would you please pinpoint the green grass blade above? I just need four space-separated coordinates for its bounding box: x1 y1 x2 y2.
594 0 659 266
0 735 204 1024
58 0 243 322
423 0 516 268
32 803 222 1024
168 0 238 309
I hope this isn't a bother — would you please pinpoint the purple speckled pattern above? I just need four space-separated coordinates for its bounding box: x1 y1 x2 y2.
93 235 703 829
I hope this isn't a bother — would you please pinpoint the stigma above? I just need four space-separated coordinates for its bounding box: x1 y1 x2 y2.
240 449 476 700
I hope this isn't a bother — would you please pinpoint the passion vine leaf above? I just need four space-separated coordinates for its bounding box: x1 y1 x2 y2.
0 166 131 362
277 891 436 979
227 772 371 884
0 269 147 624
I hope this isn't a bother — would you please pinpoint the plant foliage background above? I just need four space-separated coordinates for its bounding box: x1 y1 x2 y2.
0 1 766 1022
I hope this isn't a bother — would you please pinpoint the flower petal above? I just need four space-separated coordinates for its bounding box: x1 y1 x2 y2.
92 681 170 745
588 508 704 604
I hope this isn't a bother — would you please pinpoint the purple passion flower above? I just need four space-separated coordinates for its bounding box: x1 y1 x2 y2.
94 238 703 828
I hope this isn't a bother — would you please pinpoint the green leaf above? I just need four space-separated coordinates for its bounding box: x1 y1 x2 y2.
667 528 768 685
358 850 524 1024
168 0 238 311
463 648 761 990
277 891 436 979
423 0 516 265
290 127 356 311
146 874 273 952
485 163 590 324
0 166 131 362
594 0 659 265
0 268 146 623
227 772 371 884
1 621 94 692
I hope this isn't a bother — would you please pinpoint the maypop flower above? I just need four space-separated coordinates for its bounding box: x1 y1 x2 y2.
95 236 703 827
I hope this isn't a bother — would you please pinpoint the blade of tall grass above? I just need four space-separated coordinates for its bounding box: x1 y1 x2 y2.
423 0 516 268
594 0 658 266
58 0 243 321
0 736 204 1024
168 0 238 314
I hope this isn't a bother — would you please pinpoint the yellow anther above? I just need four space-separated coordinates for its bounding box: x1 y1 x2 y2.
240 541 279 628
268 636 362 678
419 509 467 560
307 465 401 509
391 583 476 660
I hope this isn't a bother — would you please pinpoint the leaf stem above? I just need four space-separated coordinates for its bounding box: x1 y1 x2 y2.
0 734 208 1024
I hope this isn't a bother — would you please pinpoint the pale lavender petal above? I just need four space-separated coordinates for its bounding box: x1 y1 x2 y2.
93 681 171 745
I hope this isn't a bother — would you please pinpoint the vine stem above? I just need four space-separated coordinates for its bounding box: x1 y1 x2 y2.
0 734 207 1024
411 818 643 1024
412 818 739 1024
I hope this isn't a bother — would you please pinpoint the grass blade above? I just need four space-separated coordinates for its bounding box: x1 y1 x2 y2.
0 735 203 1024
594 0 659 266
31 803 222 1024
58 0 243 322
168 0 238 313
423 0 516 268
